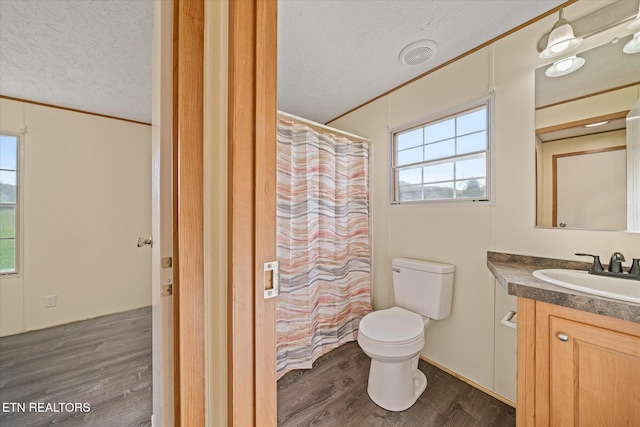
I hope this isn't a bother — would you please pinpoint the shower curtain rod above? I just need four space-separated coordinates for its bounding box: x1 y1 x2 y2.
277 110 370 142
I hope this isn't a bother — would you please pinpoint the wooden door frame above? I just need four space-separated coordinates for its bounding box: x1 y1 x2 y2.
253 1 278 423
174 0 205 425
551 145 625 227
173 0 278 425
227 0 278 425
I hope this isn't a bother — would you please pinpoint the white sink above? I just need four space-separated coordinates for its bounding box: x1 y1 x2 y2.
533 269 640 304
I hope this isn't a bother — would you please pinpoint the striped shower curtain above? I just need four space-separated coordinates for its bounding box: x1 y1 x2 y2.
276 117 371 379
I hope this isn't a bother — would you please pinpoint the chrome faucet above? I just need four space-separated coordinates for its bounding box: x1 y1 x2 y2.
608 252 625 273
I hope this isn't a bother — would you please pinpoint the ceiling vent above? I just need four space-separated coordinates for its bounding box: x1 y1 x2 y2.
399 39 438 66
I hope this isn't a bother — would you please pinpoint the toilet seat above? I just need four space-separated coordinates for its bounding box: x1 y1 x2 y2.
359 307 426 344
358 307 430 360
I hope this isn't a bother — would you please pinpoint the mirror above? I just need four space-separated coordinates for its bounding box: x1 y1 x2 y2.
535 32 640 231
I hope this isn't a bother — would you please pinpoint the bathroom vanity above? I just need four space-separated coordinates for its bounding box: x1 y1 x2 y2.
487 252 640 427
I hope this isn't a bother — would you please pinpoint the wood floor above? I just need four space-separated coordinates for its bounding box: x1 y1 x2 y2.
0 307 152 427
278 341 516 427
2 308 515 426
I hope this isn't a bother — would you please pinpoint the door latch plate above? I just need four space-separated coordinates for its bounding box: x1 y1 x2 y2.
264 261 280 299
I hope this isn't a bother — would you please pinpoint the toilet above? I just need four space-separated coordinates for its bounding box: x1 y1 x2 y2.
357 258 454 411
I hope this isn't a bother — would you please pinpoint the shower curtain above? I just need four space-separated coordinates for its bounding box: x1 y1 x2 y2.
276 117 371 379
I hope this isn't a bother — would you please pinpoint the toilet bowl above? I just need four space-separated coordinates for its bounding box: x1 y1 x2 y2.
358 307 431 411
358 258 454 412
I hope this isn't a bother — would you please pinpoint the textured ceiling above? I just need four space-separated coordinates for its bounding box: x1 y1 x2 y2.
0 0 153 124
278 0 567 123
0 0 568 125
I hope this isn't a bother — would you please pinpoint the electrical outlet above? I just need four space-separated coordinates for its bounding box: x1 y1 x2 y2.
46 295 57 308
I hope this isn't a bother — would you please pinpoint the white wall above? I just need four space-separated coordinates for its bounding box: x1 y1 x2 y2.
0 98 152 336
330 0 639 399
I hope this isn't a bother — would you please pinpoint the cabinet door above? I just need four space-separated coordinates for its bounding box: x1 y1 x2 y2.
549 316 640 426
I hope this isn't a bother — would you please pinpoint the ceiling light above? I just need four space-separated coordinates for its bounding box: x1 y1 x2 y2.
623 32 640 54
545 55 585 77
539 9 583 59
399 40 438 66
583 121 610 128
628 4 640 30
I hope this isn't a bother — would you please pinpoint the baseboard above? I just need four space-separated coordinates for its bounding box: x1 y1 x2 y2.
419 355 516 408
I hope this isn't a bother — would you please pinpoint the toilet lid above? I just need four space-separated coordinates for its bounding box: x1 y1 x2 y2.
359 307 425 344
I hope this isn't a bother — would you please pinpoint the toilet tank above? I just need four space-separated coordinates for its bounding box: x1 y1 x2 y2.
392 258 454 320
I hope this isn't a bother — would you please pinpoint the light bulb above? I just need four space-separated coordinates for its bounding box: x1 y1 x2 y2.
555 58 573 72
545 55 585 78
551 40 570 53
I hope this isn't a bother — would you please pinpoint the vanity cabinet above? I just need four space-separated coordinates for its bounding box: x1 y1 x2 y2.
517 299 640 427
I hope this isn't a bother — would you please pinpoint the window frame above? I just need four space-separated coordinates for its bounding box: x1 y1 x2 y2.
389 95 496 207
0 131 22 275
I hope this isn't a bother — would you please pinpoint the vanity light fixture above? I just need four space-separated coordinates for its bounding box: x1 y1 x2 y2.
623 32 640 54
539 9 583 59
544 55 585 77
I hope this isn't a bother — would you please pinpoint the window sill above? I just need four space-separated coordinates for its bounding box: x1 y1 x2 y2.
390 198 495 208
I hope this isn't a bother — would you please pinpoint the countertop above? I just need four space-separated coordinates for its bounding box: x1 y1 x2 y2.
487 251 640 324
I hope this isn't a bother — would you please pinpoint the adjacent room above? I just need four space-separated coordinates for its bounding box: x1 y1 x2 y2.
1 0 639 426
0 1 154 425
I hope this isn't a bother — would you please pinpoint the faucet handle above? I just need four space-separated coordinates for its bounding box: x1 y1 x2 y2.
575 253 604 272
629 258 640 275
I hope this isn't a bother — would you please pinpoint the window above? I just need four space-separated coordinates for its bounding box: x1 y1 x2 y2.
1 133 19 274
391 98 494 204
